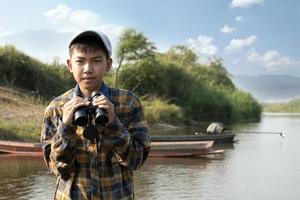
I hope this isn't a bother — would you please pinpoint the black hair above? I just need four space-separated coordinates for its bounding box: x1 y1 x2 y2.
69 35 109 59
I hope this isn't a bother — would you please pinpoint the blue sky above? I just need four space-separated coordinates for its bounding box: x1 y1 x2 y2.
0 0 299 76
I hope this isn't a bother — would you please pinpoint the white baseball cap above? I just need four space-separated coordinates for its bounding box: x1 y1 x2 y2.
69 30 112 57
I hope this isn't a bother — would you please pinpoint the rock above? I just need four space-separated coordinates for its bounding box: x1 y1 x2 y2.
206 122 225 134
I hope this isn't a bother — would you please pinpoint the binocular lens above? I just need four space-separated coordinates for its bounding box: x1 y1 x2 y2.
83 125 99 140
95 109 109 125
74 110 88 126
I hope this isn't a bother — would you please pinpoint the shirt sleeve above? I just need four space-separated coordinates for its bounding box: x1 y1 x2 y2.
40 106 77 180
102 93 151 171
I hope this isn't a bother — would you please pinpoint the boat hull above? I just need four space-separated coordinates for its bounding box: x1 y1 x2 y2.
149 141 219 157
151 133 235 144
0 140 224 158
0 141 42 156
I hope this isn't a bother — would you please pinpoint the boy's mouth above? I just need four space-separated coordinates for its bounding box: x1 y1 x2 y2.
82 77 95 80
82 77 96 83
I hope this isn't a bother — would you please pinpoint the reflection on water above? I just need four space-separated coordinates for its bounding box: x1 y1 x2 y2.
135 157 225 200
0 155 55 200
1 113 300 199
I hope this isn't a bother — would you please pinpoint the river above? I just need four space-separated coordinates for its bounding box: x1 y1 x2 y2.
0 113 299 200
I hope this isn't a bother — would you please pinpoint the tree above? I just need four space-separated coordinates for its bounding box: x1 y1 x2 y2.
114 28 156 86
205 56 235 89
159 45 198 68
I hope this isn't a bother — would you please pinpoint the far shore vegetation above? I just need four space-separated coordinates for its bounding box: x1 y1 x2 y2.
263 99 300 113
0 28 262 142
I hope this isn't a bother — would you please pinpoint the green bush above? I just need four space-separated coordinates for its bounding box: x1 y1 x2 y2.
182 83 233 121
118 58 171 96
142 97 184 124
0 45 75 100
226 89 262 121
118 58 192 103
118 54 261 123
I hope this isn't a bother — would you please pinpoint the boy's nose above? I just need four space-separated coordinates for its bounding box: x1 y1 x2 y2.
83 62 93 73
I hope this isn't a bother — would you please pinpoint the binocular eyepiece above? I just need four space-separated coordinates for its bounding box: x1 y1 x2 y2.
74 91 109 127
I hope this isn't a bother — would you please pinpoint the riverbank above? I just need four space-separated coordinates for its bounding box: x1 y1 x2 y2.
0 86 44 141
0 85 186 142
0 84 257 142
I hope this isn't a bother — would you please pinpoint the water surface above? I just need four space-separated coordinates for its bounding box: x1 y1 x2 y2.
0 113 299 200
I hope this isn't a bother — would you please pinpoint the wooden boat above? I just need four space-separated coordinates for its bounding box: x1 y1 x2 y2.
0 140 43 156
149 140 224 157
151 133 235 144
0 140 224 158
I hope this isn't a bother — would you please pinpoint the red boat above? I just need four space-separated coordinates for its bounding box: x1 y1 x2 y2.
149 140 224 157
0 140 223 157
0 140 43 156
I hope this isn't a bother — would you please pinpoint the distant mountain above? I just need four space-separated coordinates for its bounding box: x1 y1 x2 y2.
232 74 300 102
1 29 71 62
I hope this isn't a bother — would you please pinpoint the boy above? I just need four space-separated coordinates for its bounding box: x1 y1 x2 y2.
41 30 151 200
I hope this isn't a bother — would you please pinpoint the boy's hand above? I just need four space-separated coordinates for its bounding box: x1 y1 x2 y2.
62 96 89 125
92 95 115 125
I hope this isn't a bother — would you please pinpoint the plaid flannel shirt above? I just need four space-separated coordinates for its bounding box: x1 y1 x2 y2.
40 83 151 200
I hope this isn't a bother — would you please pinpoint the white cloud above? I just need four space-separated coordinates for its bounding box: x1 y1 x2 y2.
247 50 300 71
44 4 124 37
44 4 71 24
224 35 257 53
235 16 244 22
44 4 99 29
69 9 99 27
231 0 264 8
187 35 218 57
220 24 235 33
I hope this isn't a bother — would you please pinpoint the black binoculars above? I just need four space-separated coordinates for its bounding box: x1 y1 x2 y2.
72 90 109 140
74 91 109 127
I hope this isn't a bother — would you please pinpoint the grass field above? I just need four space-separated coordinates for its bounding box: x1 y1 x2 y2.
0 86 45 142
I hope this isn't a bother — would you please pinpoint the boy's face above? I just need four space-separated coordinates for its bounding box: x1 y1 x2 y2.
67 48 112 93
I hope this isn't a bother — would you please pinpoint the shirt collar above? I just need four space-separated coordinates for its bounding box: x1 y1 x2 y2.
99 81 109 97
73 81 109 98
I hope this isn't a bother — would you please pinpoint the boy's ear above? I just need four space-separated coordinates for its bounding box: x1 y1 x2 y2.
66 59 73 73
106 58 113 72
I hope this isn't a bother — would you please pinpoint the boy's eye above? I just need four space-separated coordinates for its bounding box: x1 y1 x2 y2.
76 60 84 64
94 59 102 63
